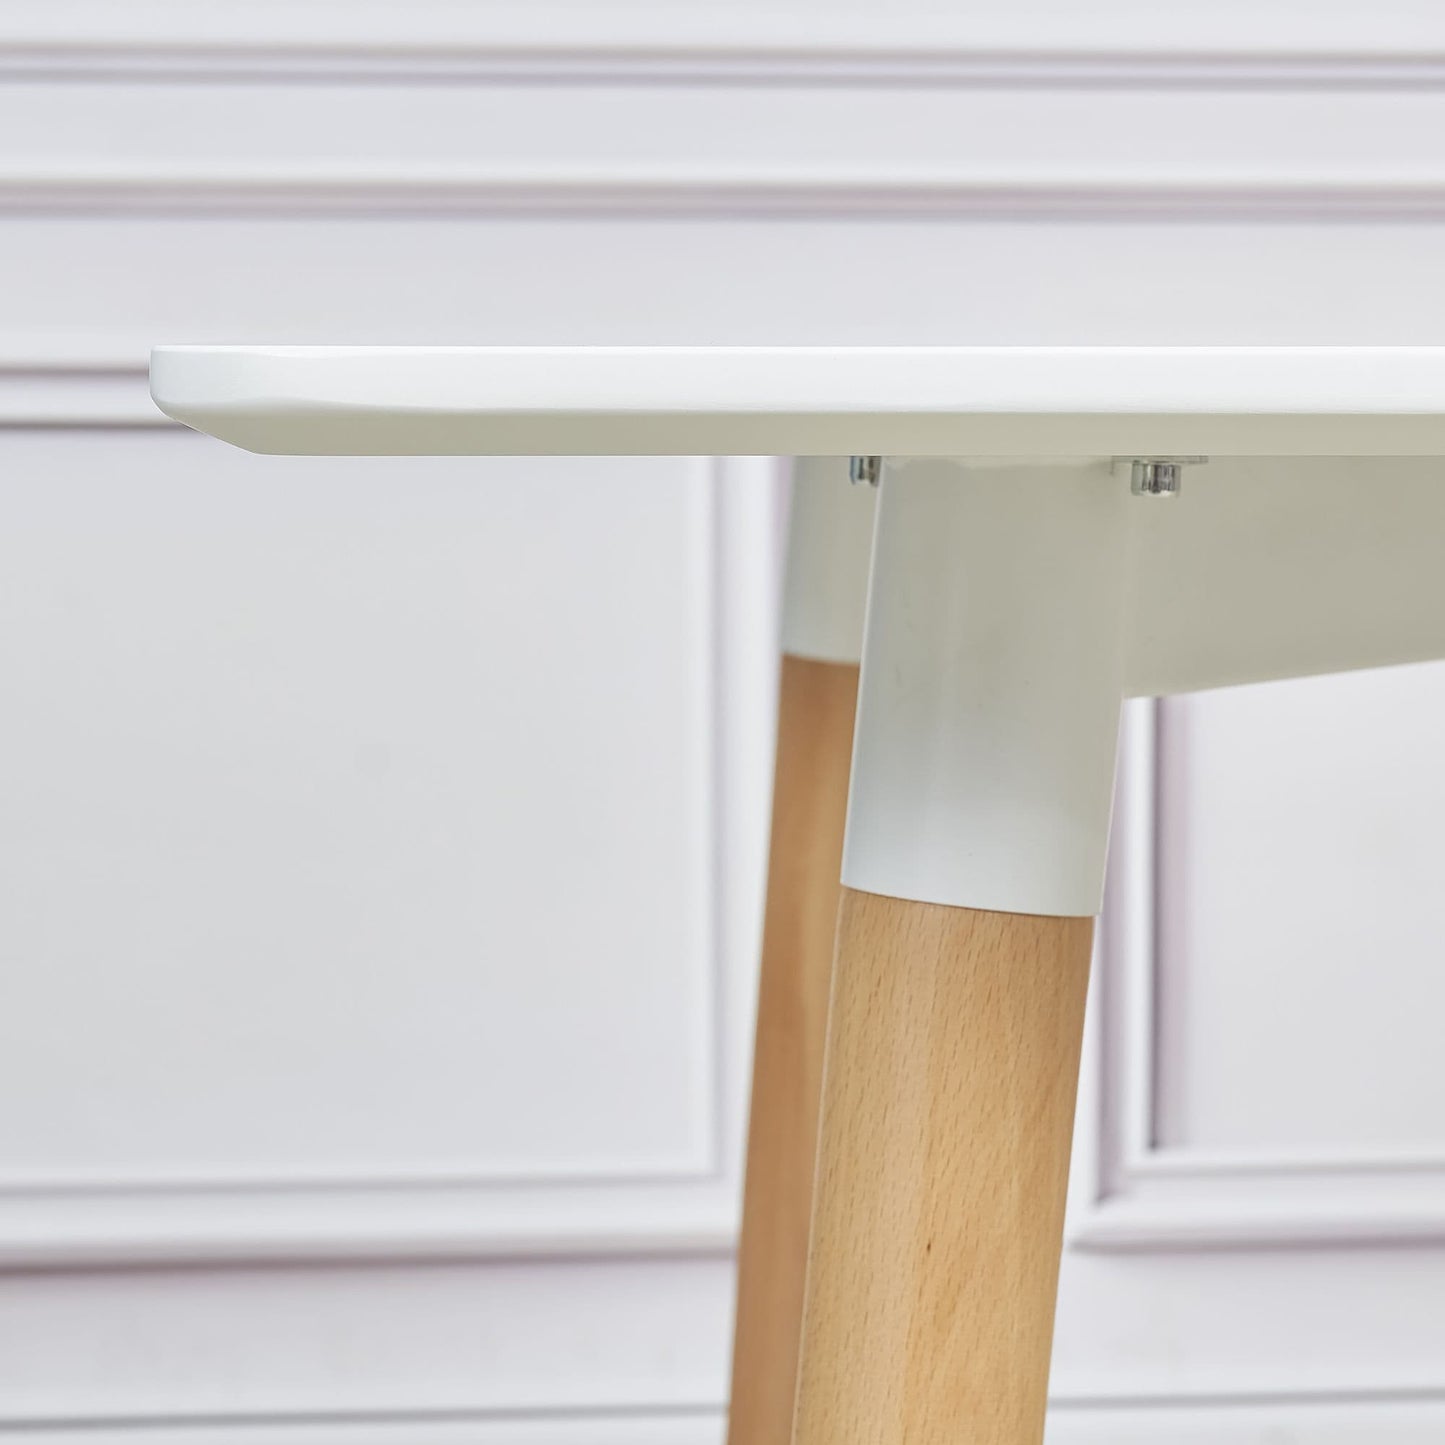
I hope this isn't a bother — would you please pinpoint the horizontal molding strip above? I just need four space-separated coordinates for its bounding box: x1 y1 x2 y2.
1073 1196 1445 1252
6 4 1445 86
12 53 1445 89
10 168 1445 219
0 1209 738 1269
1130 1144 1445 1179
9 1385 1445 1436
0 1405 728 1444
0 1159 718 1193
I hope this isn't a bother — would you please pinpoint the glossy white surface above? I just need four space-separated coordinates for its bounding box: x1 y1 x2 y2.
779 458 876 665
1125 456 1445 694
843 459 1131 915
150 345 1445 457
842 452 1445 913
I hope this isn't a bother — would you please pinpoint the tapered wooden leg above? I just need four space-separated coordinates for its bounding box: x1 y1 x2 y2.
792 889 1093 1445
727 653 860 1445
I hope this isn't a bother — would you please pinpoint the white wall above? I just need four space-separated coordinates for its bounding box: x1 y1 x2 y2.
5 3 1445 1441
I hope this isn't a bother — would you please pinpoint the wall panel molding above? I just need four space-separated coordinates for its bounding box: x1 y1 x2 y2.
6 2 1445 87
9 9 1445 223
0 1408 727 1443
1073 700 1445 1252
1050 1394 1445 1444
0 428 773 1269
11 1390 1445 1442
12 169 1445 220
0 1418 729 1445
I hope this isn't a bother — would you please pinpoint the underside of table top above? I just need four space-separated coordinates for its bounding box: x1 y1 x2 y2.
149 345 1445 457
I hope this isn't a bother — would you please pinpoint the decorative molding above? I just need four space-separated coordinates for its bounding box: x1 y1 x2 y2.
0 1207 739 1270
11 1387 1445 1440
9 168 1445 220
1073 699 1445 1252
0 1405 729 1444
5 2 1445 87
0 431 762 1267
16 54 1445 90
1049 1393 1445 1445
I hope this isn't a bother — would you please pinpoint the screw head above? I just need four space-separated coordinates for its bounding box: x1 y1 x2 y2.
1130 459 1184 497
849 455 882 487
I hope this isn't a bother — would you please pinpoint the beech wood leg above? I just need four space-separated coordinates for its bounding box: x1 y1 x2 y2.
726 653 860 1445
791 889 1093 1445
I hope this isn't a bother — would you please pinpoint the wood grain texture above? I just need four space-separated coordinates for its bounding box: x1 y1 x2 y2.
727 655 860 1445
792 890 1094 1445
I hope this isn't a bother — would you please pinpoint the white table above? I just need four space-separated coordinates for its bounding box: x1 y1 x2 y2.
151 343 1445 1445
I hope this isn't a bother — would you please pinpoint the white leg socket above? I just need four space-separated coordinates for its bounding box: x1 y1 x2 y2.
780 457 879 666
841 457 1133 917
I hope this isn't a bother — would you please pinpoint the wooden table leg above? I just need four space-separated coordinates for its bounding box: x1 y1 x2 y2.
727 652 859 1445
787 458 1129 1445
792 891 1092 1445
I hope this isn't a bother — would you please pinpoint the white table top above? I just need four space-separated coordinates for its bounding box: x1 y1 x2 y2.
149 345 1445 457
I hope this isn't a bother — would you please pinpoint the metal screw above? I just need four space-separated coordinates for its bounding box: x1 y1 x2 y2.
849 455 882 487
1128 458 1200 497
